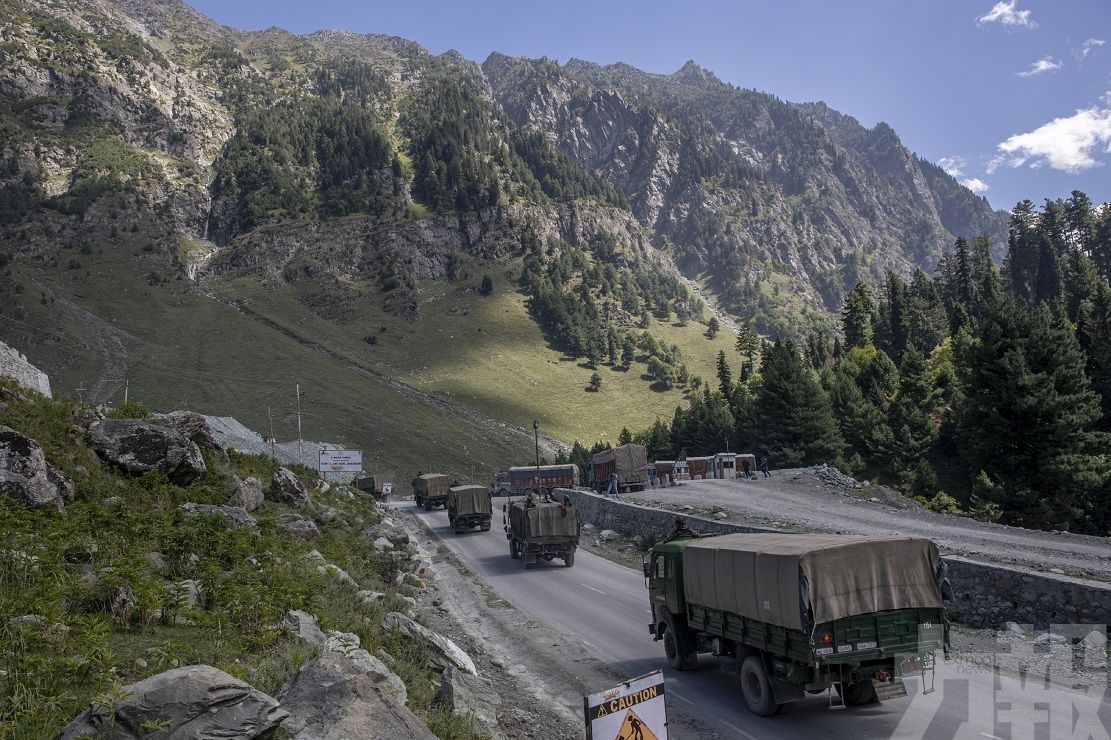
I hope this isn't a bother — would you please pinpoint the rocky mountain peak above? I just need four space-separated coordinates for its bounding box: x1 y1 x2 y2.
669 59 721 87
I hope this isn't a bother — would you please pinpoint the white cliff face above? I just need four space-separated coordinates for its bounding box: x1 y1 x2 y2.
0 340 52 397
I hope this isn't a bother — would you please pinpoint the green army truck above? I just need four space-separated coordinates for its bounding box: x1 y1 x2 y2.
646 532 950 716
413 473 452 511
447 484 493 534
504 495 580 568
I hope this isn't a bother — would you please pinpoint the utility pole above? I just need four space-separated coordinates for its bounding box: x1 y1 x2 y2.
76 381 86 403
123 379 128 406
294 384 303 465
267 405 277 461
533 420 540 488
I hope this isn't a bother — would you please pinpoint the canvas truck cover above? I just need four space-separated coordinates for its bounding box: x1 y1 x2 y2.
415 473 452 496
358 473 393 492
592 444 647 480
448 485 491 515
509 500 580 538
682 534 943 631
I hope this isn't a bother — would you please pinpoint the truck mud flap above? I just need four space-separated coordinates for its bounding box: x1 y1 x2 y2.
873 678 908 701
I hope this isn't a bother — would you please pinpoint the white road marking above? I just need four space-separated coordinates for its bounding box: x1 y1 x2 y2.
581 584 607 595
981 734 1006 740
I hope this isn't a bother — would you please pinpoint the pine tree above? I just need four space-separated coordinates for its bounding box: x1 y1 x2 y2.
618 427 633 445
842 282 875 348
716 350 733 394
752 340 845 466
480 274 494 295
735 320 759 367
588 372 602 392
621 337 636 368
881 349 938 471
707 316 720 339
959 299 1108 532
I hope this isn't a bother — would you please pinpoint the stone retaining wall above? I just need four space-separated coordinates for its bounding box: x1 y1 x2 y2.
556 488 1111 630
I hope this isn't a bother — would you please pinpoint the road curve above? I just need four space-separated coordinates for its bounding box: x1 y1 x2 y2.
410 500 1111 739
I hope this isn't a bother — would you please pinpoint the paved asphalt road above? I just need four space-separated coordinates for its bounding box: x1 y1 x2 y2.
410 500 1110 740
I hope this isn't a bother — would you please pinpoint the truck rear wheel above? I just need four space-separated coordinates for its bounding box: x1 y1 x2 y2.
740 656 778 717
564 551 575 567
837 680 877 706
423 498 432 511
661 613 698 671
510 540 520 559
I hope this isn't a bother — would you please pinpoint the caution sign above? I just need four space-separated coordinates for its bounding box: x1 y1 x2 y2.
584 671 667 740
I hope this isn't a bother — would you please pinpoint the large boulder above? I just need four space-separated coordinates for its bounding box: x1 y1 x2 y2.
151 411 224 454
59 665 286 739
88 419 207 485
180 503 257 529
383 612 476 675
272 467 311 507
0 425 73 511
359 519 409 545
277 653 435 740
436 666 501 733
228 476 265 511
281 609 327 645
277 512 321 541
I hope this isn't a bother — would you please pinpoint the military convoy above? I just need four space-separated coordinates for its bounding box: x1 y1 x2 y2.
645 530 950 716
503 494 580 568
412 473 452 511
447 484 492 534
355 472 394 500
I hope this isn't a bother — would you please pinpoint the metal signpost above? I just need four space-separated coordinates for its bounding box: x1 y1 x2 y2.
584 670 667 740
318 449 363 480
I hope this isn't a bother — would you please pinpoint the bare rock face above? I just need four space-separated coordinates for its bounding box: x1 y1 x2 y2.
60 665 287 739
88 419 207 485
277 653 435 740
180 503 257 529
229 475 265 511
272 467 311 507
0 425 73 511
0 340 52 397
151 411 225 455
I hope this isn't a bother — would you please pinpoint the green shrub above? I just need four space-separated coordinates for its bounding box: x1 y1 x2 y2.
105 402 150 419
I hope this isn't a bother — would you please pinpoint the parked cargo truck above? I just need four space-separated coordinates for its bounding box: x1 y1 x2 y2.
506 464 579 495
413 473 452 511
447 484 492 533
504 496 580 568
646 532 950 716
591 443 647 493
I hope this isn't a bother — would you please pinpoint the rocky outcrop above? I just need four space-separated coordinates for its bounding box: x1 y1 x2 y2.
228 475 265 511
436 667 501 734
272 468 311 508
383 612 476 675
281 609 327 645
0 341 51 397
60 665 286 739
277 653 435 740
88 419 207 485
150 411 224 454
0 425 73 511
180 503 257 529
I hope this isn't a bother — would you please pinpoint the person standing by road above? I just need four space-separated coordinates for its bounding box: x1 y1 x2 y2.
607 472 619 496
760 456 770 478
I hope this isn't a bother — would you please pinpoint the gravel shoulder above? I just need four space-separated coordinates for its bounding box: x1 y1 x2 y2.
629 469 1111 582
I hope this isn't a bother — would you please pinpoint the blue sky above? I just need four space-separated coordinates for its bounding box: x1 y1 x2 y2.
190 0 1111 211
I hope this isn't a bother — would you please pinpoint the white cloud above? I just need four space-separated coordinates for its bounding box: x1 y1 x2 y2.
988 98 1111 174
1080 38 1105 60
937 155 966 177
961 178 990 194
1017 56 1063 77
978 0 1036 28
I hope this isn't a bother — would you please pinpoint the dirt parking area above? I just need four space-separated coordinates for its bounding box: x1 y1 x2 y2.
629 468 1111 582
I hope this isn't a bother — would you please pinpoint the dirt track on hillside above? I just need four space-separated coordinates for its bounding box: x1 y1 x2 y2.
631 469 1111 583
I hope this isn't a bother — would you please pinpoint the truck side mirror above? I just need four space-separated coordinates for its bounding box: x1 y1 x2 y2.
642 561 651 579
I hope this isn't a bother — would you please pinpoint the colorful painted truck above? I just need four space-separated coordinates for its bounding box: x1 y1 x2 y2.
506 464 579 495
646 532 950 716
413 473 452 511
447 484 492 533
590 443 647 493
